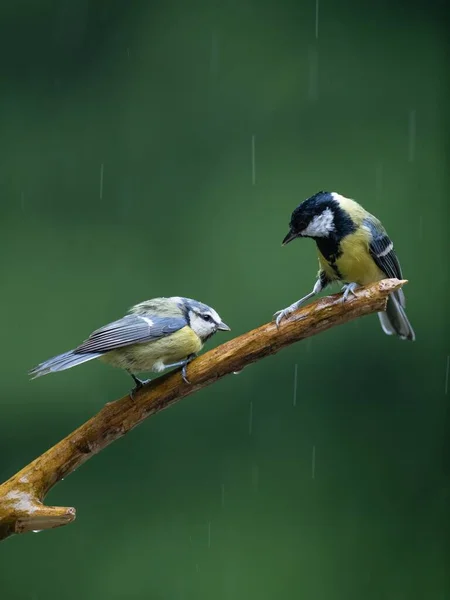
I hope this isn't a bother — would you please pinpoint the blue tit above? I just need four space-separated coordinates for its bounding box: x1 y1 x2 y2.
30 296 231 393
274 191 415 341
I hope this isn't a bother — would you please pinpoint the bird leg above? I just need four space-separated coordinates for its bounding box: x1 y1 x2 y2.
341 282 359 302
164 354 197 384
273 278 323 327
129 373 151 400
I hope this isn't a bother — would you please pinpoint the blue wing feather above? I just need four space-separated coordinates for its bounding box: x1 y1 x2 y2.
75 314 187 354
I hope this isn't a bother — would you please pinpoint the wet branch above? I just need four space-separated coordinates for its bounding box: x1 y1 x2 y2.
0 278 406 542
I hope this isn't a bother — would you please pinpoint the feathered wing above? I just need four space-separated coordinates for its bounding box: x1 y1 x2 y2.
29 314 187 378
364 216 415 341
29 350 102 379
74 314 186 353
378 295 415 341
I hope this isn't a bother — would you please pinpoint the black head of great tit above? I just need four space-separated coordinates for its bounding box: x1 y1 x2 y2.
274 190 415 341
29 296 231 394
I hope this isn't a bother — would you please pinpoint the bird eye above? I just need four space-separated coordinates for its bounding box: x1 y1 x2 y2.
202 314 212 322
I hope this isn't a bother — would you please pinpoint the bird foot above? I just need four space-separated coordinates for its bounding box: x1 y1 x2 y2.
181 354 196 384
163 355 196 384
181 365 190 384
341 282 358 302
273 302 301 328
129 376 151 400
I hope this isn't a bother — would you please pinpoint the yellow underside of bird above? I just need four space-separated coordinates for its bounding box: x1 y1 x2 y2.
100 326 203 373
318 229 386 285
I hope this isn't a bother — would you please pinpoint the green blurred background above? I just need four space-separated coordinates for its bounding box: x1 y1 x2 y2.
1 1 449 598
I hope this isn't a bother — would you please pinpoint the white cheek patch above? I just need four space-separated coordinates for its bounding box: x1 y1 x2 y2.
301 207 335 237
189 311 217 339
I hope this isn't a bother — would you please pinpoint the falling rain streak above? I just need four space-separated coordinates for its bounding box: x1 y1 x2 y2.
408 110 416 162
248 401 253 435
251 135 256 185
315 0 319 39
293 364 298 406
311 445 316 479
445 356 449 395
99 163 104 199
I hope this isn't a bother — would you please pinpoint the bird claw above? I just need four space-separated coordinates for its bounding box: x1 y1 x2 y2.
273 306 295 328
341 283 358 302
129 375 151 400
181 354 196 384
181 364 191 384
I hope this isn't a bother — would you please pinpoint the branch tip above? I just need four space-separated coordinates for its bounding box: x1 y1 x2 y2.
16 505 76 534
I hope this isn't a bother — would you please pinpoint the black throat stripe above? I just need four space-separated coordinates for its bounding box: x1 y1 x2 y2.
315 238 342 279
312 202 356 281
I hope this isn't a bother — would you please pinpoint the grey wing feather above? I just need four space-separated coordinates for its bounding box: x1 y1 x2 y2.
378 295 415 341
75 314 187 355
29 350 102 379
364 217 405 306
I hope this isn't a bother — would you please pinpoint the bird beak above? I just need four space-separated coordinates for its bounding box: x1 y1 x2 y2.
218 321 231 331
282 229 298 246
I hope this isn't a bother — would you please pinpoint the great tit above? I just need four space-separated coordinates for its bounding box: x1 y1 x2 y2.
274 191 415 341
30 296 231 393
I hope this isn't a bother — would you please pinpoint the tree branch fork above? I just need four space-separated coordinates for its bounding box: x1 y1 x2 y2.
0 279 406 541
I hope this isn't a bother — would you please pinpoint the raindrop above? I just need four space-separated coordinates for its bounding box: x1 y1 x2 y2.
408 110 416 162
445 356 449 396
99 163 104 199
315 0 319 39
251 135 256 186
126 47 130 59
248 401 253 435
293 364 298 407
311 445 316 479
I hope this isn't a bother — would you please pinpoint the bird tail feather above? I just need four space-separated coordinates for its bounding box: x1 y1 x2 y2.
378 294 415 341
29 350 101 379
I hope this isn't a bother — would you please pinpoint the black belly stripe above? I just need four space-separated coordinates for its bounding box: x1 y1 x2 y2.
329 259 342 279
315 238 343 279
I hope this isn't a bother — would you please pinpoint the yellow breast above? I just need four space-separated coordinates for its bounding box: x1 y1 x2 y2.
317 228 385 285
101 326 203 373
336 230 385 285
